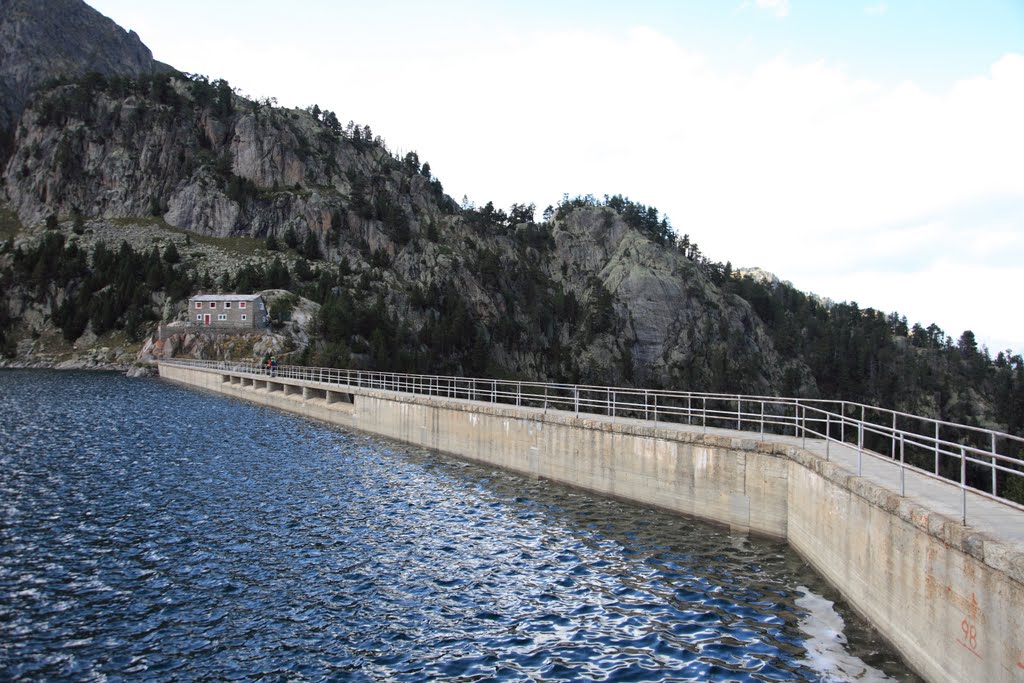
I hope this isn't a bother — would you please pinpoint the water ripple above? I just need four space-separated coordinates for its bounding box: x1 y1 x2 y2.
0 370 917 681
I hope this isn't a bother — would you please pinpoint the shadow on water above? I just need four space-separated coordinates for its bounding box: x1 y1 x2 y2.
0 370 919 681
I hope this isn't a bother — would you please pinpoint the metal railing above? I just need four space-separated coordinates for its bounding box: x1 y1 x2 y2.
162 358 1024 523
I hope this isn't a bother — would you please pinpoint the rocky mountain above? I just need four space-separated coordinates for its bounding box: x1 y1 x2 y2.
0 0 1021 450
0 48 799 393
0 0 168 148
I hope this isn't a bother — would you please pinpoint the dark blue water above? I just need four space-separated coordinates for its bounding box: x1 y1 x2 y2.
0 370 917 681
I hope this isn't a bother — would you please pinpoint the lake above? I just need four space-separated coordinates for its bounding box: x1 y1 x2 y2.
0 370 917 681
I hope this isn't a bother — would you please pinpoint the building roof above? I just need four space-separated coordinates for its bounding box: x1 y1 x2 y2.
191 293 264 302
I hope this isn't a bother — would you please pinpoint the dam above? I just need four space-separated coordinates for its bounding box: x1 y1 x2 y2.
158 358 1024 683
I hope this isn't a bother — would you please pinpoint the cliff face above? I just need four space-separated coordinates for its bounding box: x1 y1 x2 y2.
2 75 441 248
0 0 806 395
0 0 165 134
546 208 792 391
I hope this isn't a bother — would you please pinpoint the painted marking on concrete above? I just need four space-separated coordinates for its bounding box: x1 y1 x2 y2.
958 618 982 660
1017 660 1024 670
956 639 983 659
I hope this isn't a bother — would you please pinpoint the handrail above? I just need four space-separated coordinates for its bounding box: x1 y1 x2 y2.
159 358 1024 522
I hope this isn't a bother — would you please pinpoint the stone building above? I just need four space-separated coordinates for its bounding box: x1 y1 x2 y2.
188 294 267 330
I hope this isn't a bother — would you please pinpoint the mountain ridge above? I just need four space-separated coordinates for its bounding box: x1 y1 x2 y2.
0 0 1021 465
0 0 170 142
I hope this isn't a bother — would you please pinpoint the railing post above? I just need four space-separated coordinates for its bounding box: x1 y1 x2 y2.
702 397 707 433
825 413 831 459
610 388 615 419
574 387 579 416
960 446 967 525
858 421 863 476
737 397 741 431
760 401 765 440
900 433 906 496
934 422 940 476
543 385 548 411
654 393 658 423
644 390 649 421
841 402 846 444
991 432 998 496
891 412 897 461
801 404 806 448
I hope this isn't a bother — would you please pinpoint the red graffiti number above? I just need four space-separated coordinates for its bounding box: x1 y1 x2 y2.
961 619 978 652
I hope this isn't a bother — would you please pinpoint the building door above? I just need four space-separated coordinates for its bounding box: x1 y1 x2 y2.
204 314 211 326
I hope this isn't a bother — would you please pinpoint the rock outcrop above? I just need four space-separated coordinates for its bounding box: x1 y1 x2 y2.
0 0 168 135
547 207 792 392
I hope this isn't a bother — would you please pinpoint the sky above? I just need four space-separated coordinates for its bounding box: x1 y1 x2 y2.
88 0 1024 354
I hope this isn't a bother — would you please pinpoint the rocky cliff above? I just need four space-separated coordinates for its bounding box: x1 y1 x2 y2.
0 0 167 142
0 0 802 395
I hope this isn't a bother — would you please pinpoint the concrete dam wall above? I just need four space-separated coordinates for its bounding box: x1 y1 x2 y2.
157 362 1024 683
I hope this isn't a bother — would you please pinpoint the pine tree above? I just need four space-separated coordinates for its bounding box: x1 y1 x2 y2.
284 226 299 250
163 242 180 264
302 231 321 260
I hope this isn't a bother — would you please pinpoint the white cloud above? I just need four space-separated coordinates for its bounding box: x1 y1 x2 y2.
736 0 791 17
864 3 888 16
755 0 792 17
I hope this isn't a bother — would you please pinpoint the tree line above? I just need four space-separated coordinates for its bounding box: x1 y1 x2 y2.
4 233 195 343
